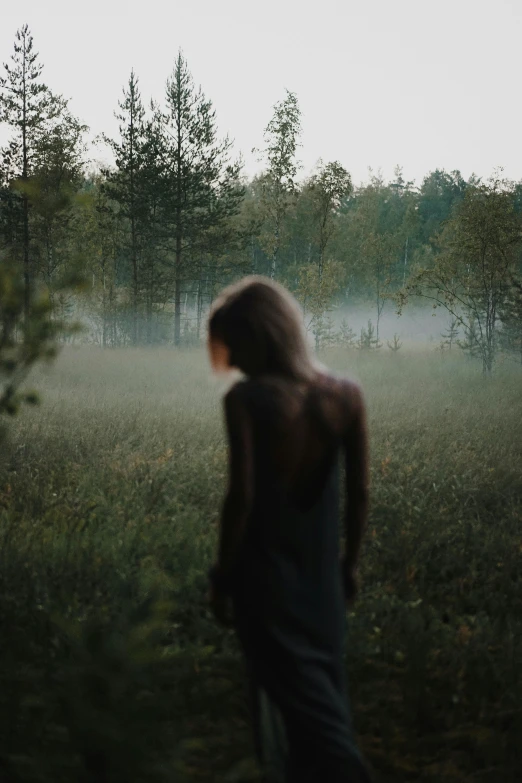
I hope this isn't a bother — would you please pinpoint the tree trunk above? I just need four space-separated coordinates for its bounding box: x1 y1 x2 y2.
174 90 182 346
130 103 139 347
376 290 381 345
23 194 30 320
403 236 409 285
251 238 256 274
146 256 154 346
196 259 204 340
271 218 279 279
22 56 30 321
174 237 182 346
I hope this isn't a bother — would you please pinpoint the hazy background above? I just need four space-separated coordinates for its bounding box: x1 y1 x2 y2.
1 0 521 184
1 4 522 780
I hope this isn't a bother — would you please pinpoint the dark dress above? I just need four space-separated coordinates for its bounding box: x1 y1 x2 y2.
212 373 371 783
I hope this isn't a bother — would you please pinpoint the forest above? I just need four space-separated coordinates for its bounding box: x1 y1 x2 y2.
0 23 521 783
1 25 522 369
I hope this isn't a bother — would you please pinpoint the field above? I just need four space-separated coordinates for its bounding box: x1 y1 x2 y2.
0 344 521 782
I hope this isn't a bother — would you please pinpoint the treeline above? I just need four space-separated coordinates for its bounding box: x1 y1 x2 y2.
1 25 521 370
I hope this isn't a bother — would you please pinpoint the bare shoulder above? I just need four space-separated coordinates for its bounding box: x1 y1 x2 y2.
224 379 251 409
315 371 364 408
310 372 365 438
223 378 266 417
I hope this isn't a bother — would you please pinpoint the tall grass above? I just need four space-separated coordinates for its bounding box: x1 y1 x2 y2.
0 345 520 782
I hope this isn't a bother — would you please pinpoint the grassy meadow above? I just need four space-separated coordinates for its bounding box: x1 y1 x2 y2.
0 344 521 782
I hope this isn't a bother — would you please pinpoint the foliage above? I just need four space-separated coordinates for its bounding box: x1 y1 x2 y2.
400 175 522 374
162 52 244 344
1 27 521 365
357 319 382 350
0 25 84 318
342 176 413 341
102 70 149 346
0 257 81 441
313 314 338 351
296 258 342 346
440 318 460 351
499 275 522 362
338 318 357 347
416 169 468 245
254 90 301 277
387 333 402 352
456 315 481 360
306 160 352 271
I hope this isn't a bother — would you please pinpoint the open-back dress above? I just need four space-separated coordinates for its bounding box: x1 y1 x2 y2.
212 372 371 783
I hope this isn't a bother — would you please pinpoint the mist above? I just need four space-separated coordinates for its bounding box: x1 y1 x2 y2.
1 6 522 783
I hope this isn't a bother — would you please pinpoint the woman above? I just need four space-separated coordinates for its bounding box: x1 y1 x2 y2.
207 276 371 783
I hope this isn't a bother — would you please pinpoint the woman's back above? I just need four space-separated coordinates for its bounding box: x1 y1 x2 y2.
223 373 367 641
240 372 356 500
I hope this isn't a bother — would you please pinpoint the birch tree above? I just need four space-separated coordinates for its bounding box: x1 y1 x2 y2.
400 176 522 374
256 90 301 279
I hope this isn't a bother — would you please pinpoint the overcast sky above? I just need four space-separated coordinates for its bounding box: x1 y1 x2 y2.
1 0 521 186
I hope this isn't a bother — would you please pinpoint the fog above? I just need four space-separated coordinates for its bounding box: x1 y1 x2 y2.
1 5 522 781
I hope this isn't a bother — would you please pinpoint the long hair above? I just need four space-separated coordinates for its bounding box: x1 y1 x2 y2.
208 276 317 381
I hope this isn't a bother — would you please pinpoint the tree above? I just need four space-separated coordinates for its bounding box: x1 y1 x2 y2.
440 318 459 351
0 253 81 441
296 258 342 348
103 71 148 345
163 52 243 345
499 275 522 363
255 90 301 279
139 103 171 343
30 110 87 295
387 333 403 352
289 161 352 349
417 169 469 246
0 25 65 318
78 176 126 348
357 320 382 350
347 180 403 342
401 176 522 374
307 160 352 276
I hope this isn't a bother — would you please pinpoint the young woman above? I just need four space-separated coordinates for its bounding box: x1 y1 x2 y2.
207 276 371 783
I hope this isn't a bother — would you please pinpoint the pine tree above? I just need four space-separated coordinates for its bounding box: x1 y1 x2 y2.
163 52 243 345
30 110 87 294
314 314 338 351
103 71 148 345
357 320 382 350
0 25 65 317
457 314 481 360
441 318 459 351
339 318 357 347
139 102 170 344
387 333 403 352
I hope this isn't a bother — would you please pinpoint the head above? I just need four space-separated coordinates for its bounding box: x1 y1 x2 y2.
208 276 316 381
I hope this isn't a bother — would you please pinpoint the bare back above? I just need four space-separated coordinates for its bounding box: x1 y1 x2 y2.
215 371 369 591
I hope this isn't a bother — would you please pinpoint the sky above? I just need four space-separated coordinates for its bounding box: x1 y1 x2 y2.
0 0 521 187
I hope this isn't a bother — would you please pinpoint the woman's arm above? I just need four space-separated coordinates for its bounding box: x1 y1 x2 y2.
342 382 370 595
209 383 254 594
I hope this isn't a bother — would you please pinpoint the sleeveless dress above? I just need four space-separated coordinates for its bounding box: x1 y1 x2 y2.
214 376 371 783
